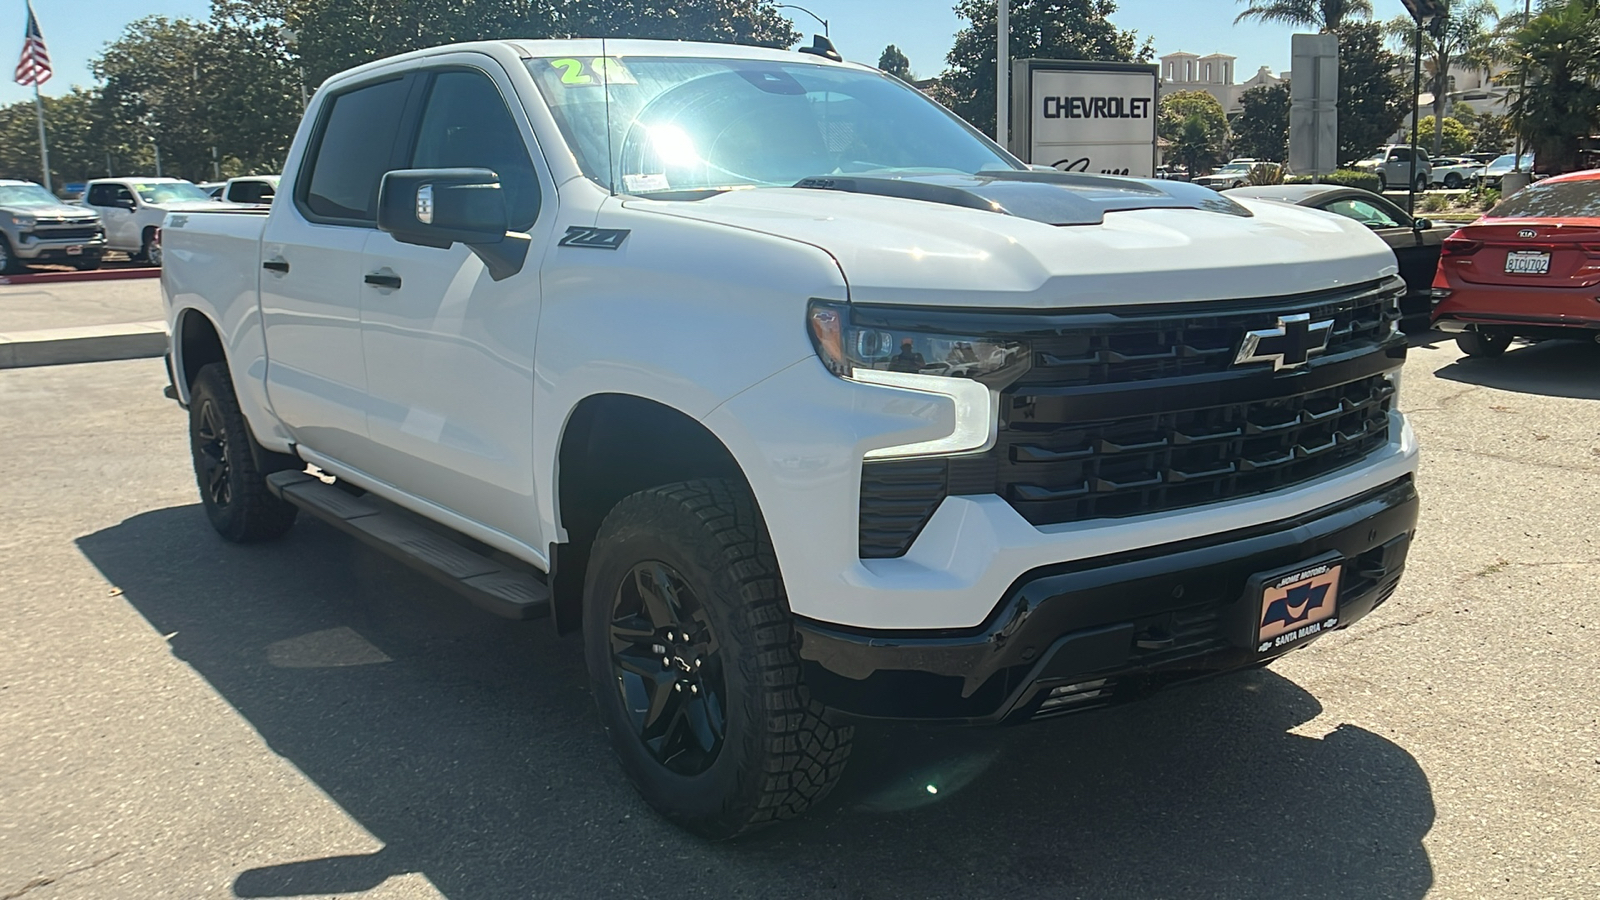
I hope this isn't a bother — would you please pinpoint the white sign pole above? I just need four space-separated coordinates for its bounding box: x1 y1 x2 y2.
997 0 1009 148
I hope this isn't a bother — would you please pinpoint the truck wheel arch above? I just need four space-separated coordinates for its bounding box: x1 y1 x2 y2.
551 393 749 633
174 308 226 391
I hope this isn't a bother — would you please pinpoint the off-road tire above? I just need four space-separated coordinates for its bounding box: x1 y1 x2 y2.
1457 329 1512 358
583 478 853 839
188 362 299 542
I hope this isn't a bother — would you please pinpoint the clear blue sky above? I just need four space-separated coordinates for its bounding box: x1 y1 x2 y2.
1 0 1426 106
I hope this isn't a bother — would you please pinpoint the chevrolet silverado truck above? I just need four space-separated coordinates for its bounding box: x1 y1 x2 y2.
161 39 1420 838
81 177 224 265
0 179 105 272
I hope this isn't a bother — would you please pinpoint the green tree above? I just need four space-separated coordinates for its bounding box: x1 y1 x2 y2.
1231 82 1290 161
1234 0 1372 30
1417 115 1473 154
1468 111 1511 152
878 44 913 80
1158 90 1228 173
1495 0 1600 173
1384 0 1499 154
939 0 1152 140
92 16 219 181
1334 22 1409 165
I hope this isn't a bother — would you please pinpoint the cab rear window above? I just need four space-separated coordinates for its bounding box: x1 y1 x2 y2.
1490 180 1600 219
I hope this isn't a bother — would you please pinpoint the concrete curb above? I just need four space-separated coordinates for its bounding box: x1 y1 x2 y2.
0 267 160 286
0 321 167 369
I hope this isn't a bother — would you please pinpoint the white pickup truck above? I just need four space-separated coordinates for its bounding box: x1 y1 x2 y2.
161 38 1420 838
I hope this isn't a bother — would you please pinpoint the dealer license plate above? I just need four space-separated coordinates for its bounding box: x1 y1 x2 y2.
1505 250 1550 275
1254 560 1341 654
65 245 82 256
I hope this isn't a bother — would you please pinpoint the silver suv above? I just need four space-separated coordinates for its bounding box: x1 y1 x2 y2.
1353 146 1431 193
0 180 105 274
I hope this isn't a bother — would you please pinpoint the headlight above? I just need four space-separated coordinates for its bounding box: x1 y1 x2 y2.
13 215 35 228
806 301 1030 387
806 301 1031 459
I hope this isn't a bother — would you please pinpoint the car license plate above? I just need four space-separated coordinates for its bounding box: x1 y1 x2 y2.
65 245 82 256
1254 560 1341 654
1505 250 1550 275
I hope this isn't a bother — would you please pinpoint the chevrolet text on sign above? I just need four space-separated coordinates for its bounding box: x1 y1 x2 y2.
1012 61 1159 178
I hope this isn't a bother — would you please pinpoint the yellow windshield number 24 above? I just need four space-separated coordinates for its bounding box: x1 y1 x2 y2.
549 57 635 86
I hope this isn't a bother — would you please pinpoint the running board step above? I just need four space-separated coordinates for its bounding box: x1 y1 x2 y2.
266 471 550 620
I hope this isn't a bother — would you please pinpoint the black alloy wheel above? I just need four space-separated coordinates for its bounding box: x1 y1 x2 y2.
1458 328 1513 358
187 362 299 542
1445 172 1463 189
608 561 727 776
194 396 233 510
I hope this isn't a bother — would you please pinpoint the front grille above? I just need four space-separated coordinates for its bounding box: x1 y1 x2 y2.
860 372 1395 557
31 225 101 241
1012 280 1401 388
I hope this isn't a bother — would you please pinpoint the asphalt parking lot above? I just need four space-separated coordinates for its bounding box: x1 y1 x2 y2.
2 336 1597 899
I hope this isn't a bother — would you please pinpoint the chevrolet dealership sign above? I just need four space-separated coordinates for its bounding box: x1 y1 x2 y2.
1009 60 1160 178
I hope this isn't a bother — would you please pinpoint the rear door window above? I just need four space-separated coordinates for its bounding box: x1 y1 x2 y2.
302 76 412 222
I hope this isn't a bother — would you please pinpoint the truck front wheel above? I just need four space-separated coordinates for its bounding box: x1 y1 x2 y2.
583 479 852 839
188 362 299 542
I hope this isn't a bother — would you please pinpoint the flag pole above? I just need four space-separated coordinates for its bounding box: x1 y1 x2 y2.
30 80 50 192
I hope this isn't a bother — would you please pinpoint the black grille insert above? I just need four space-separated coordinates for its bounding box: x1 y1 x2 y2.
860 373 1394 557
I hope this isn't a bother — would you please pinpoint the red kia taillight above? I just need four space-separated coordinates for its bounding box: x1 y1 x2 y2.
1442 238 1483 257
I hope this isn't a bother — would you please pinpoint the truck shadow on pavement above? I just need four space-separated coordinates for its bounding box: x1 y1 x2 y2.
1432 337 1600 400
78 507 1436 900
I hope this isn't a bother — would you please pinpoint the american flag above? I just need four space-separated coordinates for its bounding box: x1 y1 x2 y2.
14 2 50 87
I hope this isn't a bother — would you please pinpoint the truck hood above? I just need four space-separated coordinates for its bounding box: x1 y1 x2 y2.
623 176 1399 307
2 202 98 222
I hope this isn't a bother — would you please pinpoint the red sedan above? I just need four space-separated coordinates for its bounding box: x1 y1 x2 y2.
1431 168 1600 357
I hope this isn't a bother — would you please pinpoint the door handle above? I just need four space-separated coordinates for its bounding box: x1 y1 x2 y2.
364 271 402 290
262 258 290 274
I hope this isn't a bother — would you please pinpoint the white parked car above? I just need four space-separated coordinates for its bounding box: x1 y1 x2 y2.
160 38 1420 838
1192 161 1255 190
1429 157 1484 189
80 177 232 265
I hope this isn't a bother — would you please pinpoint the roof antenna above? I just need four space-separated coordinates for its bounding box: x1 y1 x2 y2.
602 36 616 196
798 35 842 63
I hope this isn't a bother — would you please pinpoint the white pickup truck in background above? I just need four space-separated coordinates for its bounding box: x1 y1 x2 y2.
160 38 1420 838
81 177 228 265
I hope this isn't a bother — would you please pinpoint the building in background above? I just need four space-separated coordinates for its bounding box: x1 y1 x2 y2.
1159 51 1284 115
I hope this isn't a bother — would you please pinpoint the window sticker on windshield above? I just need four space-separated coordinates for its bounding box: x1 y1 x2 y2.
547 57 636 86
623 173 670 193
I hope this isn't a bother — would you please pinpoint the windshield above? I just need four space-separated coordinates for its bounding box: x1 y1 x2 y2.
1214 164 1250 174
1488 179 1600 218
528 56 1019 194
0 184 63 207
131 182 210 204
1485 154 1534 175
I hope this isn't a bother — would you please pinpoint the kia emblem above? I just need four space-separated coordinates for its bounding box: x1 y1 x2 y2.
1519 229 1537 238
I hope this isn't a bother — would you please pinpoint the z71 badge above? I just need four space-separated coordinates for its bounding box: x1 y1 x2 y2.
558 225 629 250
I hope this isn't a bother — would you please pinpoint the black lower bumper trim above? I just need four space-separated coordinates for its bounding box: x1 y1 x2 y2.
796 475 1418 724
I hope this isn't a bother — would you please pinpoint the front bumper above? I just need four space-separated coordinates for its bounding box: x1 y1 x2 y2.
796 475 1418 724
11 233 105 261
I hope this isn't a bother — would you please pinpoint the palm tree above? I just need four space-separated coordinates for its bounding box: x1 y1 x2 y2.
1234 0 1373 31
1384 1 1500 155
1494 0 1600 174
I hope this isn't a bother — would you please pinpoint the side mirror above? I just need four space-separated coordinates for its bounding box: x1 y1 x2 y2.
1414 218 1433 231
115 198 136 210
377 168 530 280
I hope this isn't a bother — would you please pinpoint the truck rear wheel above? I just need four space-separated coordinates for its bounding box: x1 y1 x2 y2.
188 362 299 542
583 479 852 839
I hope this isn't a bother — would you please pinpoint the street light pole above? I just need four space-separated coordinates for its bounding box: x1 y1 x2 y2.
997 0 1009 149
774 4 828 37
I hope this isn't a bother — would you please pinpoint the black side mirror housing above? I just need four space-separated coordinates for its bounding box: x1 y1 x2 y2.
377 168 530 280
1413 218 1433 231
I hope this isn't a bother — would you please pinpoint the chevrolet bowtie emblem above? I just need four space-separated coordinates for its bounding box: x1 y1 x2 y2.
1234 313 1335 371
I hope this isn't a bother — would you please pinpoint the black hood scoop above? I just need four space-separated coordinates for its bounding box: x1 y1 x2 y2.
792 170 1252 225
